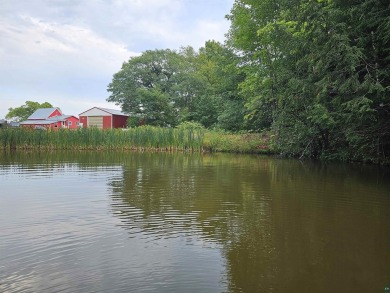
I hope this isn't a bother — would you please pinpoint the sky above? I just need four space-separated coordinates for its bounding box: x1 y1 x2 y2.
0 0 235 119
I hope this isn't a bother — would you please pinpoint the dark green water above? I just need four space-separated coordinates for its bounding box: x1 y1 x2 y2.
0 151 389 293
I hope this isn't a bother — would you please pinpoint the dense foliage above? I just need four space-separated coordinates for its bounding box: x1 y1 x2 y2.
107 42 247 131
227 0 390 163
107 0 389 163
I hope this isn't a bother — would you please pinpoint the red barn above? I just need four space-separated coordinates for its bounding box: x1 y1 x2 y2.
79 107 128 129
20 108 80 130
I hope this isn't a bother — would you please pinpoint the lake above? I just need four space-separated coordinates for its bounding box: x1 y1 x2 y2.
0 151 389 292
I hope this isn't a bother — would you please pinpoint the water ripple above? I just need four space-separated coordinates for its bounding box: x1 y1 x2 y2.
1 153 389 293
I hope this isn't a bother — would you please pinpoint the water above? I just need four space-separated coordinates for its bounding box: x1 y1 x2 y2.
0 151 389 293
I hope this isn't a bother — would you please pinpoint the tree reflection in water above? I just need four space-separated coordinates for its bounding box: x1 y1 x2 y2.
106 152 390 293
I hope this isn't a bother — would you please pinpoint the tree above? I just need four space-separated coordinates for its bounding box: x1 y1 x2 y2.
6 101 53 122
227 0 390 163
193 41 246 130
107 49 193 127
107 44 247 130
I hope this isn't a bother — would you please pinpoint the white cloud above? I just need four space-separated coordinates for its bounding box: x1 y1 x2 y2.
0 15 137 117
0 15 137 74
0 0 234 118
190 19 230 48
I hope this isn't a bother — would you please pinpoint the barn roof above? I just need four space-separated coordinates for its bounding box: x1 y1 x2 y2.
99 107 127 116
20 115 76 125
79 107 128 116
27 108 61 120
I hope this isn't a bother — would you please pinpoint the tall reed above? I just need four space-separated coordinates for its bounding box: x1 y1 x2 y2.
0 127 205 151
0 127 270 153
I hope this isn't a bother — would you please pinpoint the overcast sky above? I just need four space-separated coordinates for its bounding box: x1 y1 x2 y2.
0 0 234 119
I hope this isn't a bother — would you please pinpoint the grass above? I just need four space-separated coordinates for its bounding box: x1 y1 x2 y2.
0 126 271 153
203 130 271 153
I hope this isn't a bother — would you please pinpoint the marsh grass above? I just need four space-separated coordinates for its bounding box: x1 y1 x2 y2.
0 127 270 153
203 131 271 153
0 127 205 151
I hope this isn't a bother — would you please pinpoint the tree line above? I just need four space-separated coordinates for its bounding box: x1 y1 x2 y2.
108 0 389 163
107 43 247 131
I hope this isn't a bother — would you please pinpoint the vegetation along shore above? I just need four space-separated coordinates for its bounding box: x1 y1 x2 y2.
0 124 271 154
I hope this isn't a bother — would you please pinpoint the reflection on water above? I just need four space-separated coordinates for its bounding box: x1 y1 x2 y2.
0 151 389 292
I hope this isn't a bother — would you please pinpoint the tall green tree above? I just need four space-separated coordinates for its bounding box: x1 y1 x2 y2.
107 44 246 131
227 0 300 131
194 41 246 130
227 0 390 163
6 101 53 122
107 49 197 127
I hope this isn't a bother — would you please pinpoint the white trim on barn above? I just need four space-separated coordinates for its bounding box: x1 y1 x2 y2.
79 108 112 116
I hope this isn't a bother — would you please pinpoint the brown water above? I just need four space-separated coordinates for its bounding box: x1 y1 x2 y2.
0 151 389 293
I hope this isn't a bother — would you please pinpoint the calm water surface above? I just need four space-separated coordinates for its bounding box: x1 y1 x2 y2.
0 151 389 293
